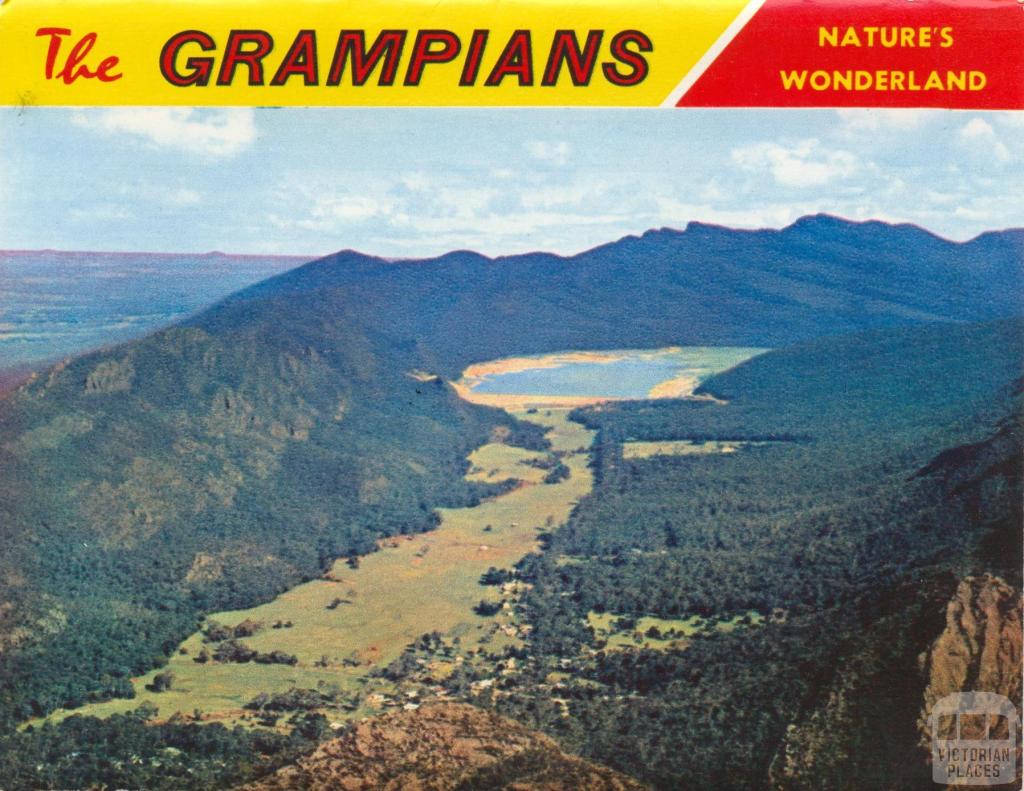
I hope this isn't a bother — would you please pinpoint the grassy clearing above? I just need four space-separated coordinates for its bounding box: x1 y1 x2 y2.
587 610 764 650
465 443 549 484
45 410 594 727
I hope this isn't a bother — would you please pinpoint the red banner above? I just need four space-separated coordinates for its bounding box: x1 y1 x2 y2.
678 0 1024 109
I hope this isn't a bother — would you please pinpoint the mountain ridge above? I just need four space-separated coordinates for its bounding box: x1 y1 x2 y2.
221 214 1021 376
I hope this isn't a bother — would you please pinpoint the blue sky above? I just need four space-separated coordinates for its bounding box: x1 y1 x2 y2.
1 107 1021 257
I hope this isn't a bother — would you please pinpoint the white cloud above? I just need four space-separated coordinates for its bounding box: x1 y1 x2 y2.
948 194 1019 228
267 187 400 233
435 186 498 217
526 140 571 166
835 109 930 133
165 188 201 207
845 205 907 225
881 176 906 197
731 139 858 188
400 172 431 192
961 117 995 139
71 108 256 158
70 204 132 222
953 205 993 222
109 181 202 208
311 195 395 224
699 181 726 201
520 183 602 210
923 189 957 206
959 117 1011 163
328 195 392 222
993 112 1024 129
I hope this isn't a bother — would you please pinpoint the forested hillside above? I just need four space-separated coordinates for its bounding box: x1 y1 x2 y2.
488 319 1023 790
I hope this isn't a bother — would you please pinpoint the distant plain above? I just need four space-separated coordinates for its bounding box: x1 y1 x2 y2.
0 250 308 370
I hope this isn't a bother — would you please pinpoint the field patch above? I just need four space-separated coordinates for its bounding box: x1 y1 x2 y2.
465 443 550 484
622 439 779 458
587 610 765 650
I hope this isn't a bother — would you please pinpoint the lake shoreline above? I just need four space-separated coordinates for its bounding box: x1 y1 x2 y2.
454 346 765 408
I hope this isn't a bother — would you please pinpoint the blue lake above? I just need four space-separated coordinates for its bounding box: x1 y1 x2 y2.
468 348 764 399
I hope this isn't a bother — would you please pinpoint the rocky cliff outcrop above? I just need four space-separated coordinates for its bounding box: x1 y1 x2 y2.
919 574 1022 745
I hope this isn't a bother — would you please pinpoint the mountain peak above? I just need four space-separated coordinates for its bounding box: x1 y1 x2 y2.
782 213 956 245
786 213 856 231
682 220 746 235
641 226 685 238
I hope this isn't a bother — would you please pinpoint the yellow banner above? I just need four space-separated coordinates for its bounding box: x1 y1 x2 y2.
0 0 750 106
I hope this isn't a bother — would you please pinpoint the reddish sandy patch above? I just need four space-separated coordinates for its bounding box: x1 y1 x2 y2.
646 373 700 399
